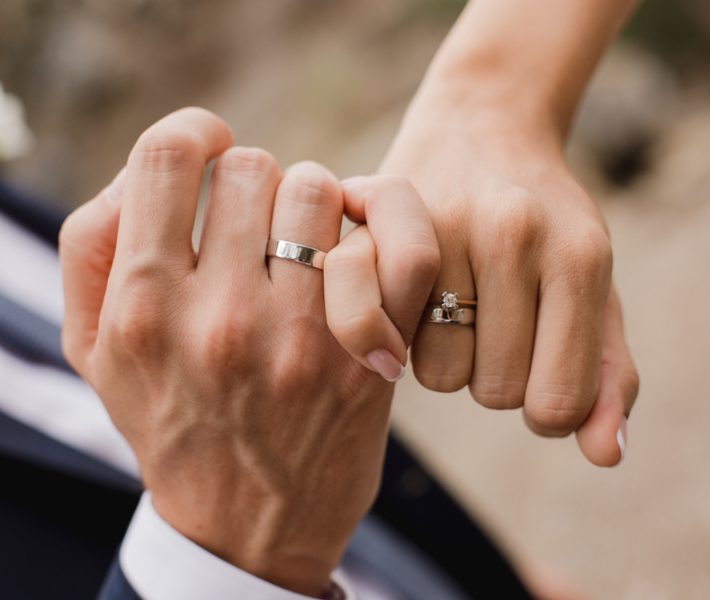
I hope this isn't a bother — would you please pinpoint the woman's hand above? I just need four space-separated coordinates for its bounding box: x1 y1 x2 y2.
59 108 439 596
380 89 639 467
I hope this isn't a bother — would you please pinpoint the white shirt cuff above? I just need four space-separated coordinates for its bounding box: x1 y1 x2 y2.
120 492 355 600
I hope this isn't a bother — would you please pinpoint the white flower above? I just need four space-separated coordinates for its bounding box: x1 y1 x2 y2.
0 82 34 161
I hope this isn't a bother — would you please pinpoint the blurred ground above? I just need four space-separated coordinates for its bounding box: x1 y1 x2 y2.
1 1 710 598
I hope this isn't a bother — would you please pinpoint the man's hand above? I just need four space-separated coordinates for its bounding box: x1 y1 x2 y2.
59 108 439 596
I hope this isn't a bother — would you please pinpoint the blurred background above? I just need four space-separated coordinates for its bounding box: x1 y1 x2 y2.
1 1 709 598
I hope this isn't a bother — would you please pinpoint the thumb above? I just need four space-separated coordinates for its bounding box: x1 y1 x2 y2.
59 168 124 374
575 286 639 466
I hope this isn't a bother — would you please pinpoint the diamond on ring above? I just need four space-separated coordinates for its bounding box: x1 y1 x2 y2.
425 291 477 326
441 291 459 311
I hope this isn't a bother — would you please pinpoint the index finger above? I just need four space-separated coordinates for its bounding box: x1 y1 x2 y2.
341 175 440 345
117 107 233 271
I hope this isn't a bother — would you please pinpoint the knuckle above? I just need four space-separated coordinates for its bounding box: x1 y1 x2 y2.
105 303 166 356
561 227 613 283
525 385 592 435
193 312 254 374
216 146 279 179
487 191 542 257
411 346 470 393
413 368 469 393
283 161 340 206
133 128 204 173
273 354 320 395
120 255 179 294
470 375 526 409
271 362 308 398
104 264 175 354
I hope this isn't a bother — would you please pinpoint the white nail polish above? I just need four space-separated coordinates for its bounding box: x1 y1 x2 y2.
616 416 628 463
367 349 406 383
390 363 406 382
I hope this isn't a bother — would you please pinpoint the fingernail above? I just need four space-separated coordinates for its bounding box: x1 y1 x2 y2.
106 168 126 205
367 349 405 383
616 416 628 464
341 176 366 188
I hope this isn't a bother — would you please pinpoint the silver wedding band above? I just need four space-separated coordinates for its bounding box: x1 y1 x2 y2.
266 239 327 270
427 306 476 326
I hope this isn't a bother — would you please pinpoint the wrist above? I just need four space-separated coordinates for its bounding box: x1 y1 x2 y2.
417 0 638 142
125 492 343 600
151 488 338 597
414 65 568 149
232 552 334 598
398 76 568 170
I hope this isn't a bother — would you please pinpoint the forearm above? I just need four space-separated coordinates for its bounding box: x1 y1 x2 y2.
420 0 639 140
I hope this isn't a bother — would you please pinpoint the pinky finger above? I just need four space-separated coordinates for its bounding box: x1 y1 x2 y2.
324 225 407 383
575 287 639 466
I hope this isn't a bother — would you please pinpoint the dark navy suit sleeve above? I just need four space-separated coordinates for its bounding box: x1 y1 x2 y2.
97 559 142 600
0 179 66 247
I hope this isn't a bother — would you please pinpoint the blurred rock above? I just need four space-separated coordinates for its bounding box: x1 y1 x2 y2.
573 43 680 189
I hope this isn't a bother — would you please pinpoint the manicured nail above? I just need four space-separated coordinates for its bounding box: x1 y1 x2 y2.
367 349 405 383
106 168 126 205
616 416 628 464
341 176 367 188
